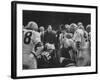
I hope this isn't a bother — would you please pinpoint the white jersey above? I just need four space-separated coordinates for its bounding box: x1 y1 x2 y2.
73 29 84 42
23 29 41 54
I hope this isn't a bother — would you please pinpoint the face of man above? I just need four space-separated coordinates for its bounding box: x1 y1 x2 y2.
40 26 44 32
47 25 52 32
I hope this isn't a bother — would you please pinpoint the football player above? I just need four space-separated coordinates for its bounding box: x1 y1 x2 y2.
70 23 78 34
59 33 76 67
73 27 90 66
77 22 84 30
23 21 41 69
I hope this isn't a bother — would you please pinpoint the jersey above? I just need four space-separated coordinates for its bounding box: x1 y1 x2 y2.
23 29 41 69
23 29 34 54
23 29 41 54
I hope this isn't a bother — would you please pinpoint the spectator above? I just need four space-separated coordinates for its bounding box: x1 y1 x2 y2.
39 26 45 42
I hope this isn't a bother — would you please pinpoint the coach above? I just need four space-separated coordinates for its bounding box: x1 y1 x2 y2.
43 25 57 47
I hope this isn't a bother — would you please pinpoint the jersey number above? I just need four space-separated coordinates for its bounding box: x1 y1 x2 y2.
24 32 32 44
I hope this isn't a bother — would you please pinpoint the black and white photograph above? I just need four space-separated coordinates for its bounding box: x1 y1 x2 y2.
11 1 97 79
23 10 91 69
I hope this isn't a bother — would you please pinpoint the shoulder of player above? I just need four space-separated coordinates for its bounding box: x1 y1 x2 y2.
32 30 41 35
24 29 33 32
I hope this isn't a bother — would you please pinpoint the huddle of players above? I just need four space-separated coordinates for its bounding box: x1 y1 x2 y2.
23 21 91 69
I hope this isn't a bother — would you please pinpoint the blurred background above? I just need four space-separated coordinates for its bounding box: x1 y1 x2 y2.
23 10 90 30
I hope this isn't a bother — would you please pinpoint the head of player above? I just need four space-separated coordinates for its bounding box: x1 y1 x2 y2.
70 23 78 34
26 21 38 31
77 22 84 30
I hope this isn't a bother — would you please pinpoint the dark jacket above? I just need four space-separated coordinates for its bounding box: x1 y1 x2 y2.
43 31 57 45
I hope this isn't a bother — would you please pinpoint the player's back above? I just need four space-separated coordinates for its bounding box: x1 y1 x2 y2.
23 29 34 54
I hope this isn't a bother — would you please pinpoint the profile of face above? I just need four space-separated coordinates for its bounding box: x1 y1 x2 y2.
47 25 52 32
40 26 44 32
65 24 70 33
